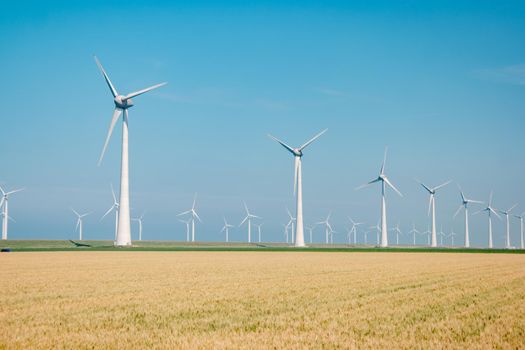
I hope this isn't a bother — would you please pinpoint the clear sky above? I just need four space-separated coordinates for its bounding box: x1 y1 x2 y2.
1 0 524 246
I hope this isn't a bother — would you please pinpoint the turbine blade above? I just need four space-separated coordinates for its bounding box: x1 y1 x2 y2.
110 183 117 204
123 82 167 101
192 193 197 210
434 180 452 191
193 210 202 223
6 188 24 195
299 128 328 151
100 205 114 221
508 203 518 212
71 208 80 217
177 210 191 216
453 205 463 218
418 181 433 194
355 178 380 190
239 216 248 226
491 209 502 220
380 147 388 174
94 56 118 98
383 176 402 197
98 108 123 166
268 134 295 155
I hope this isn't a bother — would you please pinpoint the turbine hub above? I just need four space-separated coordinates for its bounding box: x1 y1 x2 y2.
294 149 303 157
114 96 134 109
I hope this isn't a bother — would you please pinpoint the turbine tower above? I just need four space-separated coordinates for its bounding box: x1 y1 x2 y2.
417 180 451 247
0 186 23 240
391 223 402 245
514 212 525 250
498 204 517 249
453 187 483 248
239 202 260 243
72 209 90 241
268 129 327 247
305 225 314 244
178 194 201 242
285 208 296 243
132 213 144 241
349 217 363 245
448 230 457 246
409 223 419 246
315 212 333 244
474 191 500 248
101 184 119 241
221 217 234 242
94 56 167 247
255 223 263 243
179 218 192 242
356 147 402 247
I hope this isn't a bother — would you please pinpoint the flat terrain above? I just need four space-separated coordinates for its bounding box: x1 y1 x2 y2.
1 252 524 349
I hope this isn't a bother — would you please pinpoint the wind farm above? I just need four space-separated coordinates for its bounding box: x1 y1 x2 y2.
1 1 525 349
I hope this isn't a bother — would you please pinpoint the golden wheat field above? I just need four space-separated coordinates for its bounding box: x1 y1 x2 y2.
0 252 524 349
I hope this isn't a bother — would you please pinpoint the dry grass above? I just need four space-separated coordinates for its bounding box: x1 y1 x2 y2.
0 252 524 349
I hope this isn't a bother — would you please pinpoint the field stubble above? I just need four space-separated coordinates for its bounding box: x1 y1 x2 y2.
0 252 524 349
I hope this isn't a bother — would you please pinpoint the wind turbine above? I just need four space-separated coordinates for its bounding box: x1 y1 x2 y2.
448 230 457 246
178 194 201 242
255 223 263 243
409 223 419 246
268 129 327 247
453 186 483 248
438 225 445 246
285 208 296 243
101 184 119 241
0 186 23 240
94 56 167 247
499 204 518 249
315 212 333 244
179 218 192 242
417 179 452 247
305 225 314 244
239 202 260 243
391 223 402 245
221 217 234 243
71 209 90 241
282 224 289 243
132 213 144 241
474 191 501 248
364 230 370 245
349 217 363 245
514 212 525 250
369 222 380 245
421 225 431 246
356 147 402 247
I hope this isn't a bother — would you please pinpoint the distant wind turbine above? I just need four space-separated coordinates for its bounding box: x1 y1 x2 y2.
391 223 402 245
255 223 263 243
513 212 525 250
349 217 363 245
239 202 260 243
268 129 327 247
315 212 333 244
356 147 402 247
94 56 166 247
305 225 314 244
132 213 144 241
453 186 483 248
101 184 119 241
285 208 296 243
448 230 457 246
221 217 234 242
71 208 90 241
499 204 518 249
474 191 501 248
417 179 452 247
409 223 419 246
0 186 23 240
178 194 201 242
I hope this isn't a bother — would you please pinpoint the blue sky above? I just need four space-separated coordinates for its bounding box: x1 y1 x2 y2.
1 0 524 246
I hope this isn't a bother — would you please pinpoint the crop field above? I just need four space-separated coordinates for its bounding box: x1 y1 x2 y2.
0 251 524 349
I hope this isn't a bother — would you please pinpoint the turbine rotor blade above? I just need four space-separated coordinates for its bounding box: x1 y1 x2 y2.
434 180 452 191
268 134 296 155
94 56 118 98
383 176 402 197
380 147 388 174
98 108 123 166
101 205 114 221
453 205 463 218
299 128 328 151
123 82 167 101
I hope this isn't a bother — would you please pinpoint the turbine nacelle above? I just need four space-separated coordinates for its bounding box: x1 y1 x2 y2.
113 96 133 109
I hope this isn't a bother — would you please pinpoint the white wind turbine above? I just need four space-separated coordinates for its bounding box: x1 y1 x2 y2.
421 225 431 245
282 223 289 243
178 194 201 242
474 191 501 249
498 204 518 249
221 217 234 243
239 202 260 243
94 56 167 247
268 129 327 247
349 217 363 245
453 187 483 248
356 148 402 247
363 230 370 245
101 184 119 241
448 230 457 246
305 225 314 244
391 223 402 245
438 225 445 246
0 186 23 240
179 217 192 242
255 223 263 243
315 212 333 244
71 209 90 241
417 180 452 247
132 213 144 241
285 208 296 243
513 212 525 250
369 222 380 245
409 223 419 246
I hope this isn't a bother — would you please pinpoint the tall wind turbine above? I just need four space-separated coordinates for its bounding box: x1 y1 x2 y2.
349 217 363 245
268 129 327 247
474 192 501 248
94 56 167 247
178 194 201 242
0 186 23 240
239 202 260 243
315 212 333 244
356 148 402 247
179 218 192 242
132 213 144 241
499 204 518 249
72 209 90 241
255 223 263 243
453 187 483 248
221 217 234 242
417 180 452 247
409 223 419 246
285 208 296 243
514 212 525 250
101 184 119 241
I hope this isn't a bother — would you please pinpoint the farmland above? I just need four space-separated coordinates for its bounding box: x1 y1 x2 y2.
0 251 524 349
